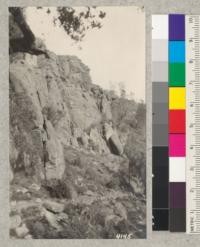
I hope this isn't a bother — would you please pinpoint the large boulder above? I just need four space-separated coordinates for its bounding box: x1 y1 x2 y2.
89 128 110 154
103 123 123 155
108 132 124 156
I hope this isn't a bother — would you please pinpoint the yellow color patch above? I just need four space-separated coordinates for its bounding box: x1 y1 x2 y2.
169 87 185 109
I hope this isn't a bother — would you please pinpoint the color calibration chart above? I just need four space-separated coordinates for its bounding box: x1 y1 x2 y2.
152 14 200 233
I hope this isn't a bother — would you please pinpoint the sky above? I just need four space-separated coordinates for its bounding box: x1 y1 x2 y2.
26 6 145 101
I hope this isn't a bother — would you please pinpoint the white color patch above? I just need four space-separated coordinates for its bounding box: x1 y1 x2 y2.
152 15 168 40
169 157 186 182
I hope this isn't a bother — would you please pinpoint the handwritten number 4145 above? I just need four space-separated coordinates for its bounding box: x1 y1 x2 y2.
116 234 133 239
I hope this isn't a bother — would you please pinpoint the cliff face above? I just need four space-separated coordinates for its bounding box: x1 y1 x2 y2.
9 12 146 239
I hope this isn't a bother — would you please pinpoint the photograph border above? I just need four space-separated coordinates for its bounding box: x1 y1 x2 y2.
1 0 200 246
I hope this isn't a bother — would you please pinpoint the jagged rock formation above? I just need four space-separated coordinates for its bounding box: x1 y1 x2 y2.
9 9 146 239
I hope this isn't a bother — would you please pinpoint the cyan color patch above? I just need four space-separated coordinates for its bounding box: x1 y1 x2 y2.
169 41 185 63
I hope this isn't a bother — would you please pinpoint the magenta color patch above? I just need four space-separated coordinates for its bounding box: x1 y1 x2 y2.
169 134 185 157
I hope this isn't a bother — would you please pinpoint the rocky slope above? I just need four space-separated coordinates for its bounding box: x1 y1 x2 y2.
9 11 146 239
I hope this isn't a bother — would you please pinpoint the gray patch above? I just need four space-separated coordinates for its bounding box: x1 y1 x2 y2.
152 82 168 103
153 102 168 125
152 124 168 146
152 62 168 82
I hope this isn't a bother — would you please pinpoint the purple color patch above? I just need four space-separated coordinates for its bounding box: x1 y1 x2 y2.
169 14 185 41
170 182 186 208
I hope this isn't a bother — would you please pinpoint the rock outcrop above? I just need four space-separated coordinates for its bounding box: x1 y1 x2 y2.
9 9 146 239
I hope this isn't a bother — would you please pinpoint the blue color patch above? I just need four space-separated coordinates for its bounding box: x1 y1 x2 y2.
169 41 185 63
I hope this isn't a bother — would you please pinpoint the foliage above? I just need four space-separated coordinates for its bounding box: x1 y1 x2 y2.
118 82 126 99
111 96 146 185
9 7 106 44
39 6 106 42
111 98 137 129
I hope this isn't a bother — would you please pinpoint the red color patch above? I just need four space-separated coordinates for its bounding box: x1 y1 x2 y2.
169 110 185 133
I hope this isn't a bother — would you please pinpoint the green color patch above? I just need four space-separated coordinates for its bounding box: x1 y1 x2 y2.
169 63 185 87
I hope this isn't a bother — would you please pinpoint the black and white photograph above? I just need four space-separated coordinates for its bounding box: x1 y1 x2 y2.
9 6 146 239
